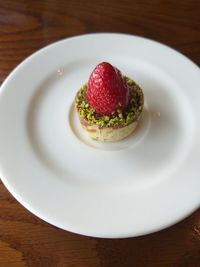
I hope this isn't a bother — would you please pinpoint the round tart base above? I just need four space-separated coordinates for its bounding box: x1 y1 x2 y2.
78 114 141 141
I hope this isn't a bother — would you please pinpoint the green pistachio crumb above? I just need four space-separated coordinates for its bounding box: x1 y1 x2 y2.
103 116 110 121
118 113 123 119
80 110 85 117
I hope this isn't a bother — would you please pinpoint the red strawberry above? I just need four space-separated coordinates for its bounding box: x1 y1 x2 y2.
87 62 130 116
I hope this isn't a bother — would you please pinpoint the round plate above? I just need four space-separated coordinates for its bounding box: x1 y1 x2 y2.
0 33 200 238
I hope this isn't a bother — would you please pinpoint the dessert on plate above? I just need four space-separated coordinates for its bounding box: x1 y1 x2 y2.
75 62 144 141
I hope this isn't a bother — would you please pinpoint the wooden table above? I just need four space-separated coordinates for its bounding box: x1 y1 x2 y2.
0 1 200 266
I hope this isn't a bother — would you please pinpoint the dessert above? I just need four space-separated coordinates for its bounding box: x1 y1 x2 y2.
75 62 144 141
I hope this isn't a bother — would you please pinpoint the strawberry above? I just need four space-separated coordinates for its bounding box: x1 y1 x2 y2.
87 62 130 116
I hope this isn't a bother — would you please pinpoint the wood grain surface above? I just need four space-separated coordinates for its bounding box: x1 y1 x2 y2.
0 0 200 266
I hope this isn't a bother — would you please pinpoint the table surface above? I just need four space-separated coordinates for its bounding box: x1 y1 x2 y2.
0 0 200 266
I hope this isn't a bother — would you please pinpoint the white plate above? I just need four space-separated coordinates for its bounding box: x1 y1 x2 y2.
0 33 200 238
